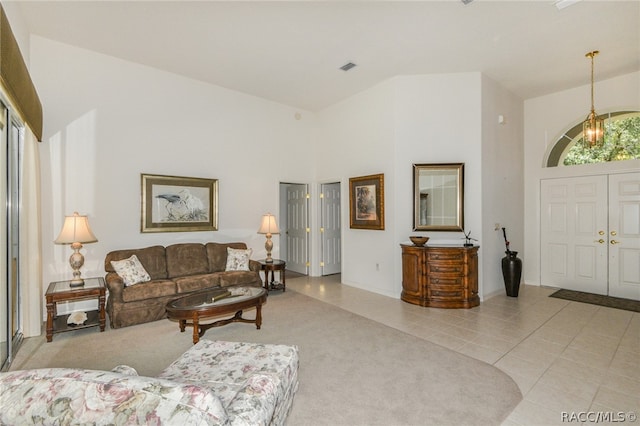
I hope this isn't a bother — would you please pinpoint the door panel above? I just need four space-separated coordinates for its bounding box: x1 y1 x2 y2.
541 176 608 294
285 184 309 275
608 173 640 300
0 103 7 370
321 183 341 275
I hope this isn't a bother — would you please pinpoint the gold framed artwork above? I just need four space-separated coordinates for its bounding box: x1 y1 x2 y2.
349 173 385 230
141 173 218 233
413 163 464 231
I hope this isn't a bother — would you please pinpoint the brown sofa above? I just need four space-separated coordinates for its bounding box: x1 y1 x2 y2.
104 242 263 328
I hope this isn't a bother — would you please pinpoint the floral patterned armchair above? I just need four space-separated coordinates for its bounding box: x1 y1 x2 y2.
0 340 299 426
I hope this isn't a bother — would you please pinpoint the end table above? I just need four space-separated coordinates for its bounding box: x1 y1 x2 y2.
258 259 286 292
45 277 106 342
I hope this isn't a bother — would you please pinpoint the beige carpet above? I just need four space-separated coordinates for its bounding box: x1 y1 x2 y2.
11 289 521 425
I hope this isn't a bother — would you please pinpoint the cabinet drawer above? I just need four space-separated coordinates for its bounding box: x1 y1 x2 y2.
427 252 463 261
427 276 462 287
428 288 463 299
427 264 464 274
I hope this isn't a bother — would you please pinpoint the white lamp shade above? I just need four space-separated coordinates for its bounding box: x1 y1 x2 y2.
258 214 280 234
54 212 98 244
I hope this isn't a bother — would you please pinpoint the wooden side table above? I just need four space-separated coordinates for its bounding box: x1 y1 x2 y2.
45 277 106 342
258 259 286 292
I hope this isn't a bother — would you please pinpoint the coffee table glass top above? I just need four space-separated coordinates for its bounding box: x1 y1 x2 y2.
168 286 266 310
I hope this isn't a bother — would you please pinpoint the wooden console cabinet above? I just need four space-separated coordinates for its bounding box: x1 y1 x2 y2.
401 244 479 309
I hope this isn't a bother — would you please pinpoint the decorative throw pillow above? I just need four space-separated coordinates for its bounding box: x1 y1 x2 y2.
110 254 151 286
225 247 253 271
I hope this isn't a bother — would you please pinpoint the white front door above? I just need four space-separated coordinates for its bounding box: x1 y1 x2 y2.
285 184 309 274
608 172 640 300
321 183 341 275
541 176 608 294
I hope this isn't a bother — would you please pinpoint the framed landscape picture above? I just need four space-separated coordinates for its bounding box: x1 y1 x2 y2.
141 174 218 233
349 173 385 230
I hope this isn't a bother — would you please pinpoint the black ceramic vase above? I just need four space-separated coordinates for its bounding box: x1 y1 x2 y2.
501 251 522 297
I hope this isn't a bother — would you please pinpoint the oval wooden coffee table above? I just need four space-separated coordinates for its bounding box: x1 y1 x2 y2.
166 286 267 344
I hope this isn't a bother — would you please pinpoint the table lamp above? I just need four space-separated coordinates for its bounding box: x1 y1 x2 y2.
54 212 98 287
258 213 279 263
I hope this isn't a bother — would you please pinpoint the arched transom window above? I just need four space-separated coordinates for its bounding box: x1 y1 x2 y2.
546 111 640 167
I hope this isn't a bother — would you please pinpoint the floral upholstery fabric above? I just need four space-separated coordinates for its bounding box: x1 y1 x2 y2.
0 340 299 426
0 368 228 425
158 340 299 426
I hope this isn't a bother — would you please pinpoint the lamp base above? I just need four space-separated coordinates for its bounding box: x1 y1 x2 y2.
69 245 86 288
69 278 85 288
264 234 274 263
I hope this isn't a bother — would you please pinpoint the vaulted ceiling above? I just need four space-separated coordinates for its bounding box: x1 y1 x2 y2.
17 1 640 111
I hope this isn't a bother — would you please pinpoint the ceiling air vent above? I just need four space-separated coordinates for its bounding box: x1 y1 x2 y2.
340 62 357 71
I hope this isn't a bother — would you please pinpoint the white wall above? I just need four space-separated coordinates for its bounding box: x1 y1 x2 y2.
315 73 512 299
523 71 640 286
480 75 524 297
31 36 316 324
315 79 397 296
393 74 484 295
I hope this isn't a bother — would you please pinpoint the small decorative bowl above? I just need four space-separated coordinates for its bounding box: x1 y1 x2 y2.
409 236 429 246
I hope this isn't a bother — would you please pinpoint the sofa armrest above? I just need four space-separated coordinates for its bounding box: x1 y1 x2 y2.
105 272 125 302
226 374 279 426
249 260 261 273
0 368 229 425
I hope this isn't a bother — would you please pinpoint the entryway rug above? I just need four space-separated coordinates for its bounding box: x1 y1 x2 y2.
550 289 640 312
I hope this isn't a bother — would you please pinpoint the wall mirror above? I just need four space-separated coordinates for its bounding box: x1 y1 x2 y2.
413 163 464 231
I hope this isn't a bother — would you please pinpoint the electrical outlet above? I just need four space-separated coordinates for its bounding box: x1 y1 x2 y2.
494 223 500 231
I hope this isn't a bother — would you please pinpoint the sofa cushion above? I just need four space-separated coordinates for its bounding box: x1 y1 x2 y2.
166 243 209 278
110 254 151 286
105 245 168 280
225 247 252 271
219 271 262 288
121 279 176 302
0 368 229 425
174 273 222 293
159 340 299 425
206 242 248 272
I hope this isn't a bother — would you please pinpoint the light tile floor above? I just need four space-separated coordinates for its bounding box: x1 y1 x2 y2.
286 275 640 426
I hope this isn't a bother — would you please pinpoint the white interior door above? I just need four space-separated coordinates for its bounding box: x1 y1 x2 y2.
285 184 309 274
608 172 640 300
541 176 608 294
321 183 341 275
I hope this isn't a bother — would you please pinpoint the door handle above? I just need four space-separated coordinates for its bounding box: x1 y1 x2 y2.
594 239 605 244
610 230 617 236
599 230 605 235
610 240 620 245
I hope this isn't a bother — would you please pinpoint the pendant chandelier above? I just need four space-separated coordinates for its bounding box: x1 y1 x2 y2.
582 50 605 148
